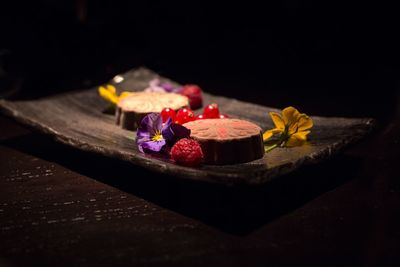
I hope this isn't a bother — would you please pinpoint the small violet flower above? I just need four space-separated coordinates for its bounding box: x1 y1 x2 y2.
136 113 190 153
144 78 182 93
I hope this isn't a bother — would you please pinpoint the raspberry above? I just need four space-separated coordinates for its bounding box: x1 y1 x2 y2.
171 138 203 167
180 84 203 109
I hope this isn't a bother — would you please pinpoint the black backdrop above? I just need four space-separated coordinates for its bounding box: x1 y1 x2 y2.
2 1 399 122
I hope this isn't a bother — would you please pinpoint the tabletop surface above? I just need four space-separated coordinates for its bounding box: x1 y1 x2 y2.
1 113 400 267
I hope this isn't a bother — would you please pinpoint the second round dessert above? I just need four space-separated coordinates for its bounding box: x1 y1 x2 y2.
116 92 189 130
183 118 265 165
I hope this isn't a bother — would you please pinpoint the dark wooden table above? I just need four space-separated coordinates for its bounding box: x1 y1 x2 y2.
1 113 399 267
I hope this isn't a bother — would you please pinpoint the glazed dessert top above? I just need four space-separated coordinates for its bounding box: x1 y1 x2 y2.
117 92 189 113
184 118 262 141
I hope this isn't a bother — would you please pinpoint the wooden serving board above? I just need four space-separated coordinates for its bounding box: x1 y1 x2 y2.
0 68 374 185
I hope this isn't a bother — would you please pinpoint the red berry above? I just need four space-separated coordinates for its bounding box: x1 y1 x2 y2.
160 108 176 123
219 114 229 119
180 84 203 109
171 138 203 167
182 84 202 95
195 114 206 120
203 103 220 119
175 108 195 124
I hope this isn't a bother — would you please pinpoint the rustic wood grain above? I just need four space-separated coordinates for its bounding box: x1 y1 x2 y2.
0 67 374 185
1 107 400 267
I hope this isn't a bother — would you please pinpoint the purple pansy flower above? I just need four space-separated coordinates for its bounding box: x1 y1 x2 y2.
136 113 190 153
144 78 182 93
160 83 182 93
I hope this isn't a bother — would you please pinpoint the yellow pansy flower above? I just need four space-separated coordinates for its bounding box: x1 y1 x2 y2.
263 106 313 150
98 84 131 105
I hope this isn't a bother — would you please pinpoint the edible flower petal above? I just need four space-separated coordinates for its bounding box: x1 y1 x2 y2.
162 123 191 143
263 106 313 150
136 113 190 154
98 84 131 105
145 78 182 93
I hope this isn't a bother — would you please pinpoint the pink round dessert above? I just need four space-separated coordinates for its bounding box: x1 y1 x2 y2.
183 118 265 165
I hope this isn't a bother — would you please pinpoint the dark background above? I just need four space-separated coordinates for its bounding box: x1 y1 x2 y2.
1 1 399 123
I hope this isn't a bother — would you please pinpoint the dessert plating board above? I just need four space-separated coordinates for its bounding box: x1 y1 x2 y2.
0 68 374 185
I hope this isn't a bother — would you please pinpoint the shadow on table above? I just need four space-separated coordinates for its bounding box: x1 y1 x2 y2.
2 132 362 235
